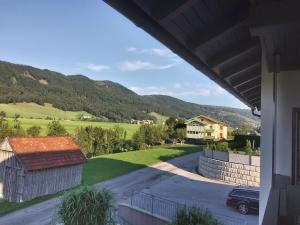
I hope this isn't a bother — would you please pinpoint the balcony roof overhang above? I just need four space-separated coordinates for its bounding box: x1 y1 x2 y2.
104 0 262 110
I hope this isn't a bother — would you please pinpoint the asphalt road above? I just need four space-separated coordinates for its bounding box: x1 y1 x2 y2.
0 152 258 225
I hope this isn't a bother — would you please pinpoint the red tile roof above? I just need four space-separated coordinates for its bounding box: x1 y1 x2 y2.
8 136 86 171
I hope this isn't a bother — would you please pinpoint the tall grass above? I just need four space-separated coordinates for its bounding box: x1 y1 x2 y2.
169 206 224 225
58 187 115 225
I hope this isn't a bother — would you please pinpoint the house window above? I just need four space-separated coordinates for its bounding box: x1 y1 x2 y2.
220 126 223 130
210 125 213 129
220 133 223 139
207 132 211 136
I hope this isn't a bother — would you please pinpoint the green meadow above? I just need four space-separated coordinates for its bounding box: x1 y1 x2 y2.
0 103 139 138
0 103 92 120
10 118 139 138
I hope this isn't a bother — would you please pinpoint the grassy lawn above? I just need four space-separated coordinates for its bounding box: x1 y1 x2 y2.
83 144 201 185
0 144 202 216
8 118 139 138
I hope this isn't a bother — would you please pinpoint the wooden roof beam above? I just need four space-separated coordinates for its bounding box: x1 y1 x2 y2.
243 86 261 98
187 19 247 53
229 65 261 87
222 61 261 80
237 78 261 93
248 96 261 104
152 0 198 25
207 40 260 68
231 73 261 88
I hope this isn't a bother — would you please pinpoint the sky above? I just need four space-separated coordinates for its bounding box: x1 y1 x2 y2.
0 0 247 109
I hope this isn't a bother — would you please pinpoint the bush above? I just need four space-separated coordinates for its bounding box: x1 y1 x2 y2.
47 120 68 136
207 142 230 152
244 139 253 155
169 206 224 225
73 126 129 155
215 142 230 152
58 187 115 225
27 126 41 136
132 124 167 150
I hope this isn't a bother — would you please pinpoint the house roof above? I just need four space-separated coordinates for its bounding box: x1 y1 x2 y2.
185 115 225 125
7 137 86 171
103 0 262 110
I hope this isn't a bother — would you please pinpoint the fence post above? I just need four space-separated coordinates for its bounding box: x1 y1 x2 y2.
130 189 133 206
151 195 154 214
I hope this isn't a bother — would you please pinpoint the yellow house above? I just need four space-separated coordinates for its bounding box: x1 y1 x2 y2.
185 115 227 141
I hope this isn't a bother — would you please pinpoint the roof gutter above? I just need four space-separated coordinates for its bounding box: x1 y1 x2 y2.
251 108 261 118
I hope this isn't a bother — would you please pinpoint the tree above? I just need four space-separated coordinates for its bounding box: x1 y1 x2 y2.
165 116 178 139
132 124 166 150
176 128 186 144
13 113 21 129
27 126 41 136
0 111 8 129
47 120 68 136
244 139 253 155
165 116 186 143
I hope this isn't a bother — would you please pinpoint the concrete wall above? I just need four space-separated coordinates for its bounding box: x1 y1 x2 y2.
198 153 260 187
204 150 260 166
118 204 168 225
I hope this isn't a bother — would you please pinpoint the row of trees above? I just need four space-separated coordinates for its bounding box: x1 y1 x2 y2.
0 111 188 156
0 111 68 141
74 117 188 156
73 126 129 155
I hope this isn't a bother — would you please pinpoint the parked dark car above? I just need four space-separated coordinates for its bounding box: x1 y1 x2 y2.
226 187 259 215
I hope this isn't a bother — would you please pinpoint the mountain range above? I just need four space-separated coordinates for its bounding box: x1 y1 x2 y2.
0 60 259 128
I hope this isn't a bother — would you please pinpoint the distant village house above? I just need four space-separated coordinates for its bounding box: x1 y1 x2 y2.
0 136 86 202
131 119 154 125
185 115 227 141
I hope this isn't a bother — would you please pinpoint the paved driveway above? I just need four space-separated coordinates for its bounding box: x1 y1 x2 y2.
0 151 258 225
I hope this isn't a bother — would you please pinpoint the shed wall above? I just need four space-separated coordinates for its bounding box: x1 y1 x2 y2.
0 150 23 200
22 164 82 201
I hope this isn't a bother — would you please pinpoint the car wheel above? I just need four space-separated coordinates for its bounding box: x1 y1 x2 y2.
238 203 249 215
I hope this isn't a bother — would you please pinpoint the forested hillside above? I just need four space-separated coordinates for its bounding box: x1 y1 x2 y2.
0 61 259 128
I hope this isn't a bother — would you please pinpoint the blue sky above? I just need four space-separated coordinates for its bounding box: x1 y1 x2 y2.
0 0 247 109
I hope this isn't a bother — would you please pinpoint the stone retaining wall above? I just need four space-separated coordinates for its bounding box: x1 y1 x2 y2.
198 153 260 187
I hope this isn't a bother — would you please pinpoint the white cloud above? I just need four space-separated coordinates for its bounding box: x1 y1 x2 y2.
123 47 182 71
119 60 179 72
130 86 174 96
130 84 225 97
84 63 110 72
126 47 138 52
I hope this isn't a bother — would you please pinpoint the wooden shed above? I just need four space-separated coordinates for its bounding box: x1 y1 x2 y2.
0 136 86 202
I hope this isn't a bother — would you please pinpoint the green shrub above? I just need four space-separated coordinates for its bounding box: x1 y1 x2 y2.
58 187 115 225
27 126 41 136
47 120 68 136
215 142 230 152
244 139 253 155
169 206 224 225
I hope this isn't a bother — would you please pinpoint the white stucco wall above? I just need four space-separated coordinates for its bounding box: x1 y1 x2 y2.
275 71 300 176
259 51 274 225
259 51 300 224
